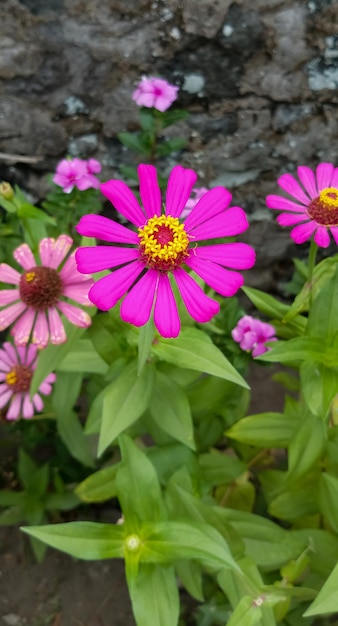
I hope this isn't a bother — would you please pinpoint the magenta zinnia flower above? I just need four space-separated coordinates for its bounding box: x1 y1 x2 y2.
0 342 56 420
75 164 255 338
232 315 277 357
53 158 100 193
267 162 338 247
132 77 179 112
0 235 94 348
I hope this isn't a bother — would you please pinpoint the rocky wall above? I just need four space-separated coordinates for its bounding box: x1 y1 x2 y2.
0 0 337 290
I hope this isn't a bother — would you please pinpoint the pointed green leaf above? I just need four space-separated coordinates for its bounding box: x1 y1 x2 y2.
317 472 338 533
127 563 179 626
288 414 325 482
307 264 338 340
21 521 125 559
75 464 119 503
116 435 165 530
226 595 263 626
226 412 296 447
152 328 248 387
304 562 338 616
137 319 155 374
300 361 338 417
149 371 195 449
57 339 108 374
98 361 155 455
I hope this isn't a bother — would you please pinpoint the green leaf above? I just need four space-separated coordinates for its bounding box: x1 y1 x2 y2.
198 450 246 487
258 336 335 365
137 319 155 374
300 361 338 417
142 520 240 572
317 472 338 533
75 464 119 503
156 138 187 157
175 561 204 601
0 490 25 506
116 435 166 530
152 328 248 387
21 521 125 559
30 324 84 396
307 264 338 340
117 132 149 154
17 203 56 225
160 109 189 128
139 109 155 132
287 413 325 482
304 562 338 616
226 412 296 447
45 491 80 511
284 255 337 319
149 371 195 450
18 449 38 491
127 563 179 626
226 595 263 626
57 339 108 374
242 286 306 335
98 360 155 456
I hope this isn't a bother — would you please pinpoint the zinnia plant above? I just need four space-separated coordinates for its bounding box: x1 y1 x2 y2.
266 162 338 247
0 341 56 420
75 164 256 338
0 235 94 347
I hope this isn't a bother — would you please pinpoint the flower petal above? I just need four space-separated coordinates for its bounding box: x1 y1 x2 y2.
297 166 317 198
331 168 338 188
0 389 12 409
184 187 232 231
330 226 338 245
154 274 180 338
0 289 20 305
33 393 44 412
277 173 311 205
186 254 244 297
316 162 334 192
22 393 35 418
193 243 256 270
173 268 220 323
76 214 138 244
0 302 26 332
11 308 36 345
75 246 139 274
165 165 198 218
100 180 145 226
266 196 308 213
49 235 73 269
57 302 91 328
276 213 308 226
62 282 94 306
314 226 331 248
188 207 249 241
39 237 55 266
6 394 22 419
0 263 21 285
32 311 50 349
138 164 162 218
88 261 144 311
48 308 67 343
13 243 35 270
290 221 317 244
60 251 92 284
120 269 158 327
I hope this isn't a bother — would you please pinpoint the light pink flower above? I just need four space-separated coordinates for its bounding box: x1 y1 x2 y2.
232 315 277 357
181 187 209 219
0 235 94 348
132 77 179 112
53 158 101 193
266 162 338 248
0 342 56 420
75 164 255 339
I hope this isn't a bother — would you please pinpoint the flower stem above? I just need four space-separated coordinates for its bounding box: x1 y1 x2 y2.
307 237 318 308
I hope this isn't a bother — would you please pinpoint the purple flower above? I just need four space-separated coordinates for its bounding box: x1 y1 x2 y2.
75 164 256 339
232 315 277 357
132 77 179 112
266 162 338 248
53 158 101 193
0 235 94 348
0 342 56 420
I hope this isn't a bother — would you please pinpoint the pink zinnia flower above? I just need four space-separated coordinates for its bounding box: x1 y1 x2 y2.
53 158 100 193
0 342 56 420
0 235 94 348
132 77 179 112
266 162 338 248
75 164 255 338
181 187 209 219
232 315 277 357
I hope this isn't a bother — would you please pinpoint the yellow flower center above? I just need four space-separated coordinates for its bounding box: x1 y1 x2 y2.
5 365 33 392
307 186 338 227
138 215 190 271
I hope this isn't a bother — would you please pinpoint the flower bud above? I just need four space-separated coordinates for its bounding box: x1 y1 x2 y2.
0 182 14 200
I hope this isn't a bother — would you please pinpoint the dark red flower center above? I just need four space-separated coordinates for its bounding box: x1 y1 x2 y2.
6 365 33 393
307 186 338 226
19 266 63 310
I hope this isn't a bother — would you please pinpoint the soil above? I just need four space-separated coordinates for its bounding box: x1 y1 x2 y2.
0 364 285 626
